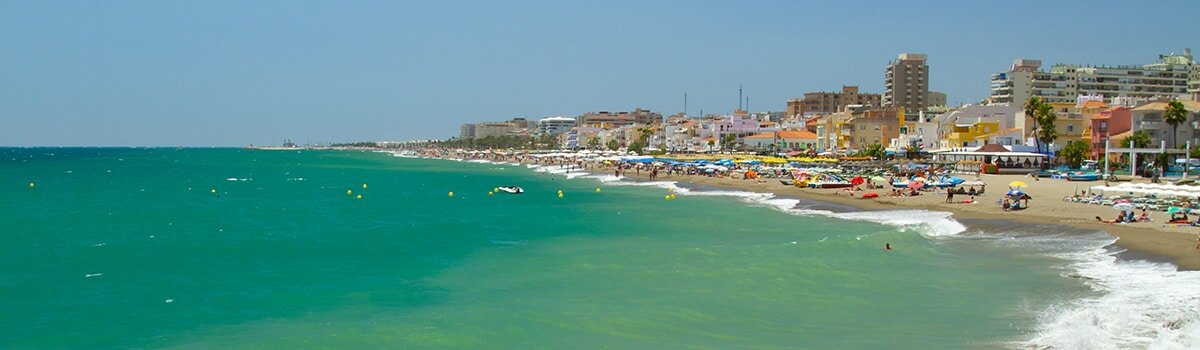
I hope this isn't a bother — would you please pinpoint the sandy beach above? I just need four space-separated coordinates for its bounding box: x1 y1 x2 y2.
608 169 1200 270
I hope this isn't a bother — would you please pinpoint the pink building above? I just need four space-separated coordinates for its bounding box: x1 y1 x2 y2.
1090 106 1132 159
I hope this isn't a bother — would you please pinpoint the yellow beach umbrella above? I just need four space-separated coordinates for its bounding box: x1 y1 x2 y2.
1009 181 1028 188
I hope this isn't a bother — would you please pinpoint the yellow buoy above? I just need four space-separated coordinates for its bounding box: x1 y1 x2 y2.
494 187 499 192
595 187 601 193
558 193 564 198
28 182 35 189
665 194 671 200
346 189 353 195
448 192 454 198
356 194 363 199
210 188 216 193
671 194 677 199
362 183 368 189
488 191 494 196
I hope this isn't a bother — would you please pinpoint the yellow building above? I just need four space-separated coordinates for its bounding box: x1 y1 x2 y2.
844 107 901 150
1047 102 1087 147
816 111 853 150
944 121 1001 148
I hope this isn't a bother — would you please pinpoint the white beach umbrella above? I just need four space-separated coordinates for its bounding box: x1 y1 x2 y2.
1112 203 1136 212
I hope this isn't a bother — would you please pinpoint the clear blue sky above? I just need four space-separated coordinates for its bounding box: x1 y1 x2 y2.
1 0 1196 146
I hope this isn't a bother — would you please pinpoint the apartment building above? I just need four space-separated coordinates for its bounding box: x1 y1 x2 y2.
459 123 476 139
989 49 1199 105
577 108 663 128
844 107 902 151
536 117 577 136
1090 106 1132 159
786 85 882 117
1129 100 1200 148
883 53 930 112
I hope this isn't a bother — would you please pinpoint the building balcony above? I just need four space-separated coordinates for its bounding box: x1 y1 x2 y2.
1140 121 1163 129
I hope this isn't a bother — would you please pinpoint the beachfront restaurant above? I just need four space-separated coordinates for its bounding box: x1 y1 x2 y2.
931 146 1047 174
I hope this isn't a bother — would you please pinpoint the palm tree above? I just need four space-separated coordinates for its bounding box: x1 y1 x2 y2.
722 134 737 151
1036 102 1057 156
1024 97 1045 154
1164 99 1189 148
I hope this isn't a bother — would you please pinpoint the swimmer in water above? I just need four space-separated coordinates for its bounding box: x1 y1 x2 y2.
885 243 892 250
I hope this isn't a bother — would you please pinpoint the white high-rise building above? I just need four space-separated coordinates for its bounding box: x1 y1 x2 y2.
990 49 1199 105
536 116 577 136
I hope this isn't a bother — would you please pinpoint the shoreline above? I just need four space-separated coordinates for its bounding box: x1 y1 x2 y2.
387 151 1200 271
610 169 1200 271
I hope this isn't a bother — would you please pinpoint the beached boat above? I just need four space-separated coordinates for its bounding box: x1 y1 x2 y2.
1066 172 1101 181
926 175 966 188
804 172 853 189
809 182 853 189
497 186 524 194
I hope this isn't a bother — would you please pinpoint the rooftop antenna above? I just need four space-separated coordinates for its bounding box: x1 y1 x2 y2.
684 92 688 116
746 96 750 113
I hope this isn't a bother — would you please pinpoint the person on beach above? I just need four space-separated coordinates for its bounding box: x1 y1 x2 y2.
1137 209 1151 222
1095 215 1122 224
946 188 954 203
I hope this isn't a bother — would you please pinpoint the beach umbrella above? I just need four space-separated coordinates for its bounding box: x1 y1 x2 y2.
1112 203 1135 212
1009 180 1028 188
1006 189 1024 197
912 176 927 183
850 177 865 186
907 181 925 190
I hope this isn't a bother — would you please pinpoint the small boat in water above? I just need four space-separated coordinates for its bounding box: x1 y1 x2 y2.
497 186 524 194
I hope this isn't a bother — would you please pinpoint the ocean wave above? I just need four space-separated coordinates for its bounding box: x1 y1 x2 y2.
596 177 965 237
1017 240 1200 349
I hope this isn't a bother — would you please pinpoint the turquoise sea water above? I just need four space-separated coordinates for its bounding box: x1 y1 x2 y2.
2 148 1197 349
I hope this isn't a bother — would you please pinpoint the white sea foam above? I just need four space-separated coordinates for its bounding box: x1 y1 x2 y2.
583 175 966 237
581 174 623 182
1016 239 1200 349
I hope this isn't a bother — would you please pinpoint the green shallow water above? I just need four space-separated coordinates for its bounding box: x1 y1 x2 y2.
0 148 1087 349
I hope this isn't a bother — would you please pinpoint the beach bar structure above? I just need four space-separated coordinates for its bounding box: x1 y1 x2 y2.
931 144 1047 174
1102 139 1186 178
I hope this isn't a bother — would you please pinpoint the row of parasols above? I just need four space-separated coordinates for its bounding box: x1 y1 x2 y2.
1091 182 1200 198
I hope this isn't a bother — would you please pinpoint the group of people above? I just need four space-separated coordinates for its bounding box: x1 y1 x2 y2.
944 186 979 203
1001 193 1031 210
1095 209 1153 224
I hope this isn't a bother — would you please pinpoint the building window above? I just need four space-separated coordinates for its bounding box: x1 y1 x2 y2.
1067 125 1074 132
